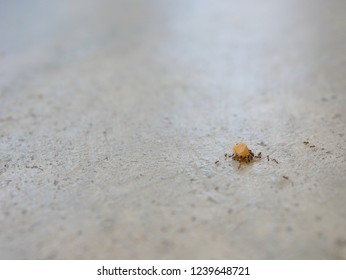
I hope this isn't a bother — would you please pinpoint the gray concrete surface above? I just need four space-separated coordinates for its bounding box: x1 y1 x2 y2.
1 0 346 259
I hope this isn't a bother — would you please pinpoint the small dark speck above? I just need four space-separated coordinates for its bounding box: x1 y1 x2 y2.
286 226 293 232
227 209 233 214
335 238 346 247
338 133 344 137
25 165 43 171
191 216 196 221
283 176 289 180
178 227 186 233
321 97 328 102
214 186 219 191
53 180 59 186
46 253 57 260
207 196 217 203
257 141 266 147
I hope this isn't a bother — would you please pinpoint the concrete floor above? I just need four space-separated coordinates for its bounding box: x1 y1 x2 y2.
1 0 346 259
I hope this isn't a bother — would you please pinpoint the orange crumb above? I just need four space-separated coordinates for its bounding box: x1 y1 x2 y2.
232 143 250 157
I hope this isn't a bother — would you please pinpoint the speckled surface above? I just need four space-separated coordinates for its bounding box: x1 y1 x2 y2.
1 0 346 259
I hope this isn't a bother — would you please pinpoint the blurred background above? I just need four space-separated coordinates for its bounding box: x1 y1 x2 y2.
0 0 346 259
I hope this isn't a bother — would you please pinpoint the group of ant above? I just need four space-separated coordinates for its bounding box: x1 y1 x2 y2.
214 141 316 181
214 142 279 169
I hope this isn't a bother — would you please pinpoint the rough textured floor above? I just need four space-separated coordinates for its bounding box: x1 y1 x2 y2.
1 0 346 259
